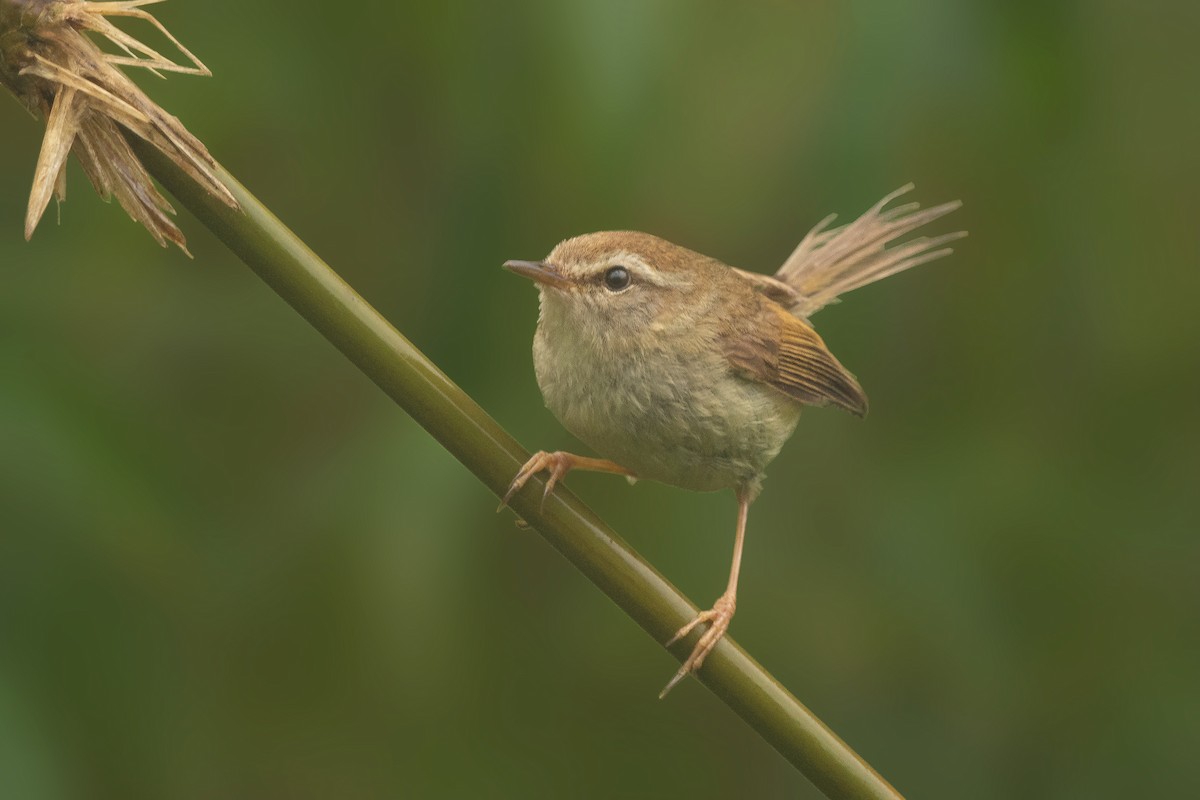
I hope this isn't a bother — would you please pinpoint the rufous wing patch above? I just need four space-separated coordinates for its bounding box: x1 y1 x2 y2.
723 301 868 416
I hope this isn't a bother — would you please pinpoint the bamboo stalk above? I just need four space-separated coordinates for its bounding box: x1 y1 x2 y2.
127 138 904 800
0 4 903 790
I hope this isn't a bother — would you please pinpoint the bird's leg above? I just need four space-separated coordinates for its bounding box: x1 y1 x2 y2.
499 451 636 510
660 485 753 698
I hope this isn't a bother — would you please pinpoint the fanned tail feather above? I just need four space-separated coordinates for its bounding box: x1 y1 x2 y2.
776 184 965 317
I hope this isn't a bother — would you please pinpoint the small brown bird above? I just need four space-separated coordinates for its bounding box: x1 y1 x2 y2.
501 185 964 696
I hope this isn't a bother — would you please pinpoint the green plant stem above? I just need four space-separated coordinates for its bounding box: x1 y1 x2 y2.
130 139 903 800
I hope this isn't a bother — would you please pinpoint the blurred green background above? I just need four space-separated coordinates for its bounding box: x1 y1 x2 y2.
2 1 1197 797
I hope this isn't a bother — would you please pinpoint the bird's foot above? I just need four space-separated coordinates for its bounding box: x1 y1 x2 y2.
498 451 634 511
660 592 736 698
499 451 574 510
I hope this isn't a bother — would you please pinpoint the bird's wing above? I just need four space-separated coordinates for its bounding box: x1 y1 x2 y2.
721 300 868 417
729 267 800 307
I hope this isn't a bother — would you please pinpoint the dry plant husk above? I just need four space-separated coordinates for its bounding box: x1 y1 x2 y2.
0 0 236 251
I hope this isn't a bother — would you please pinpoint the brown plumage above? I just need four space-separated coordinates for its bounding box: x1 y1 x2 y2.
722 300 868 417
500 185 964 696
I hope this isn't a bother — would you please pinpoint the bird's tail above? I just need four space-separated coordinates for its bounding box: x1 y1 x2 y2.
776 184 965 318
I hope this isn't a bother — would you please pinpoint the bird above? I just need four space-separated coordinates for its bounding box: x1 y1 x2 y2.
499 184 964 696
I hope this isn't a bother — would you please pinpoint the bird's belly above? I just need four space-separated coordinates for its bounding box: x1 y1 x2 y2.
534 341 801 493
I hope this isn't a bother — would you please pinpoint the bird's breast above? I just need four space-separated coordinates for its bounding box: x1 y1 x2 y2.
532 315 800 493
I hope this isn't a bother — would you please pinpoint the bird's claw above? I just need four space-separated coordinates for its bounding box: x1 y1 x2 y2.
660 594 736 698
497 451 573 512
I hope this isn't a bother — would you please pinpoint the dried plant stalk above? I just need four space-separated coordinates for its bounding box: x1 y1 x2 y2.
0 0 236 251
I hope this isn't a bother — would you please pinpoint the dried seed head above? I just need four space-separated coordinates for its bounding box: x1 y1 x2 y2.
0 0 237 252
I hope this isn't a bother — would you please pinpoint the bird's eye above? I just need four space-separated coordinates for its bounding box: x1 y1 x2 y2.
603 266 632 292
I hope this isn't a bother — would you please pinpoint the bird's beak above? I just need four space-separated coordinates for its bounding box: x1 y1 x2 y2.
502 259 573 289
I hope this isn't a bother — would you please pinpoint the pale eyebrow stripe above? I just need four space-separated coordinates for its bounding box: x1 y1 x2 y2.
600 251 691 288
